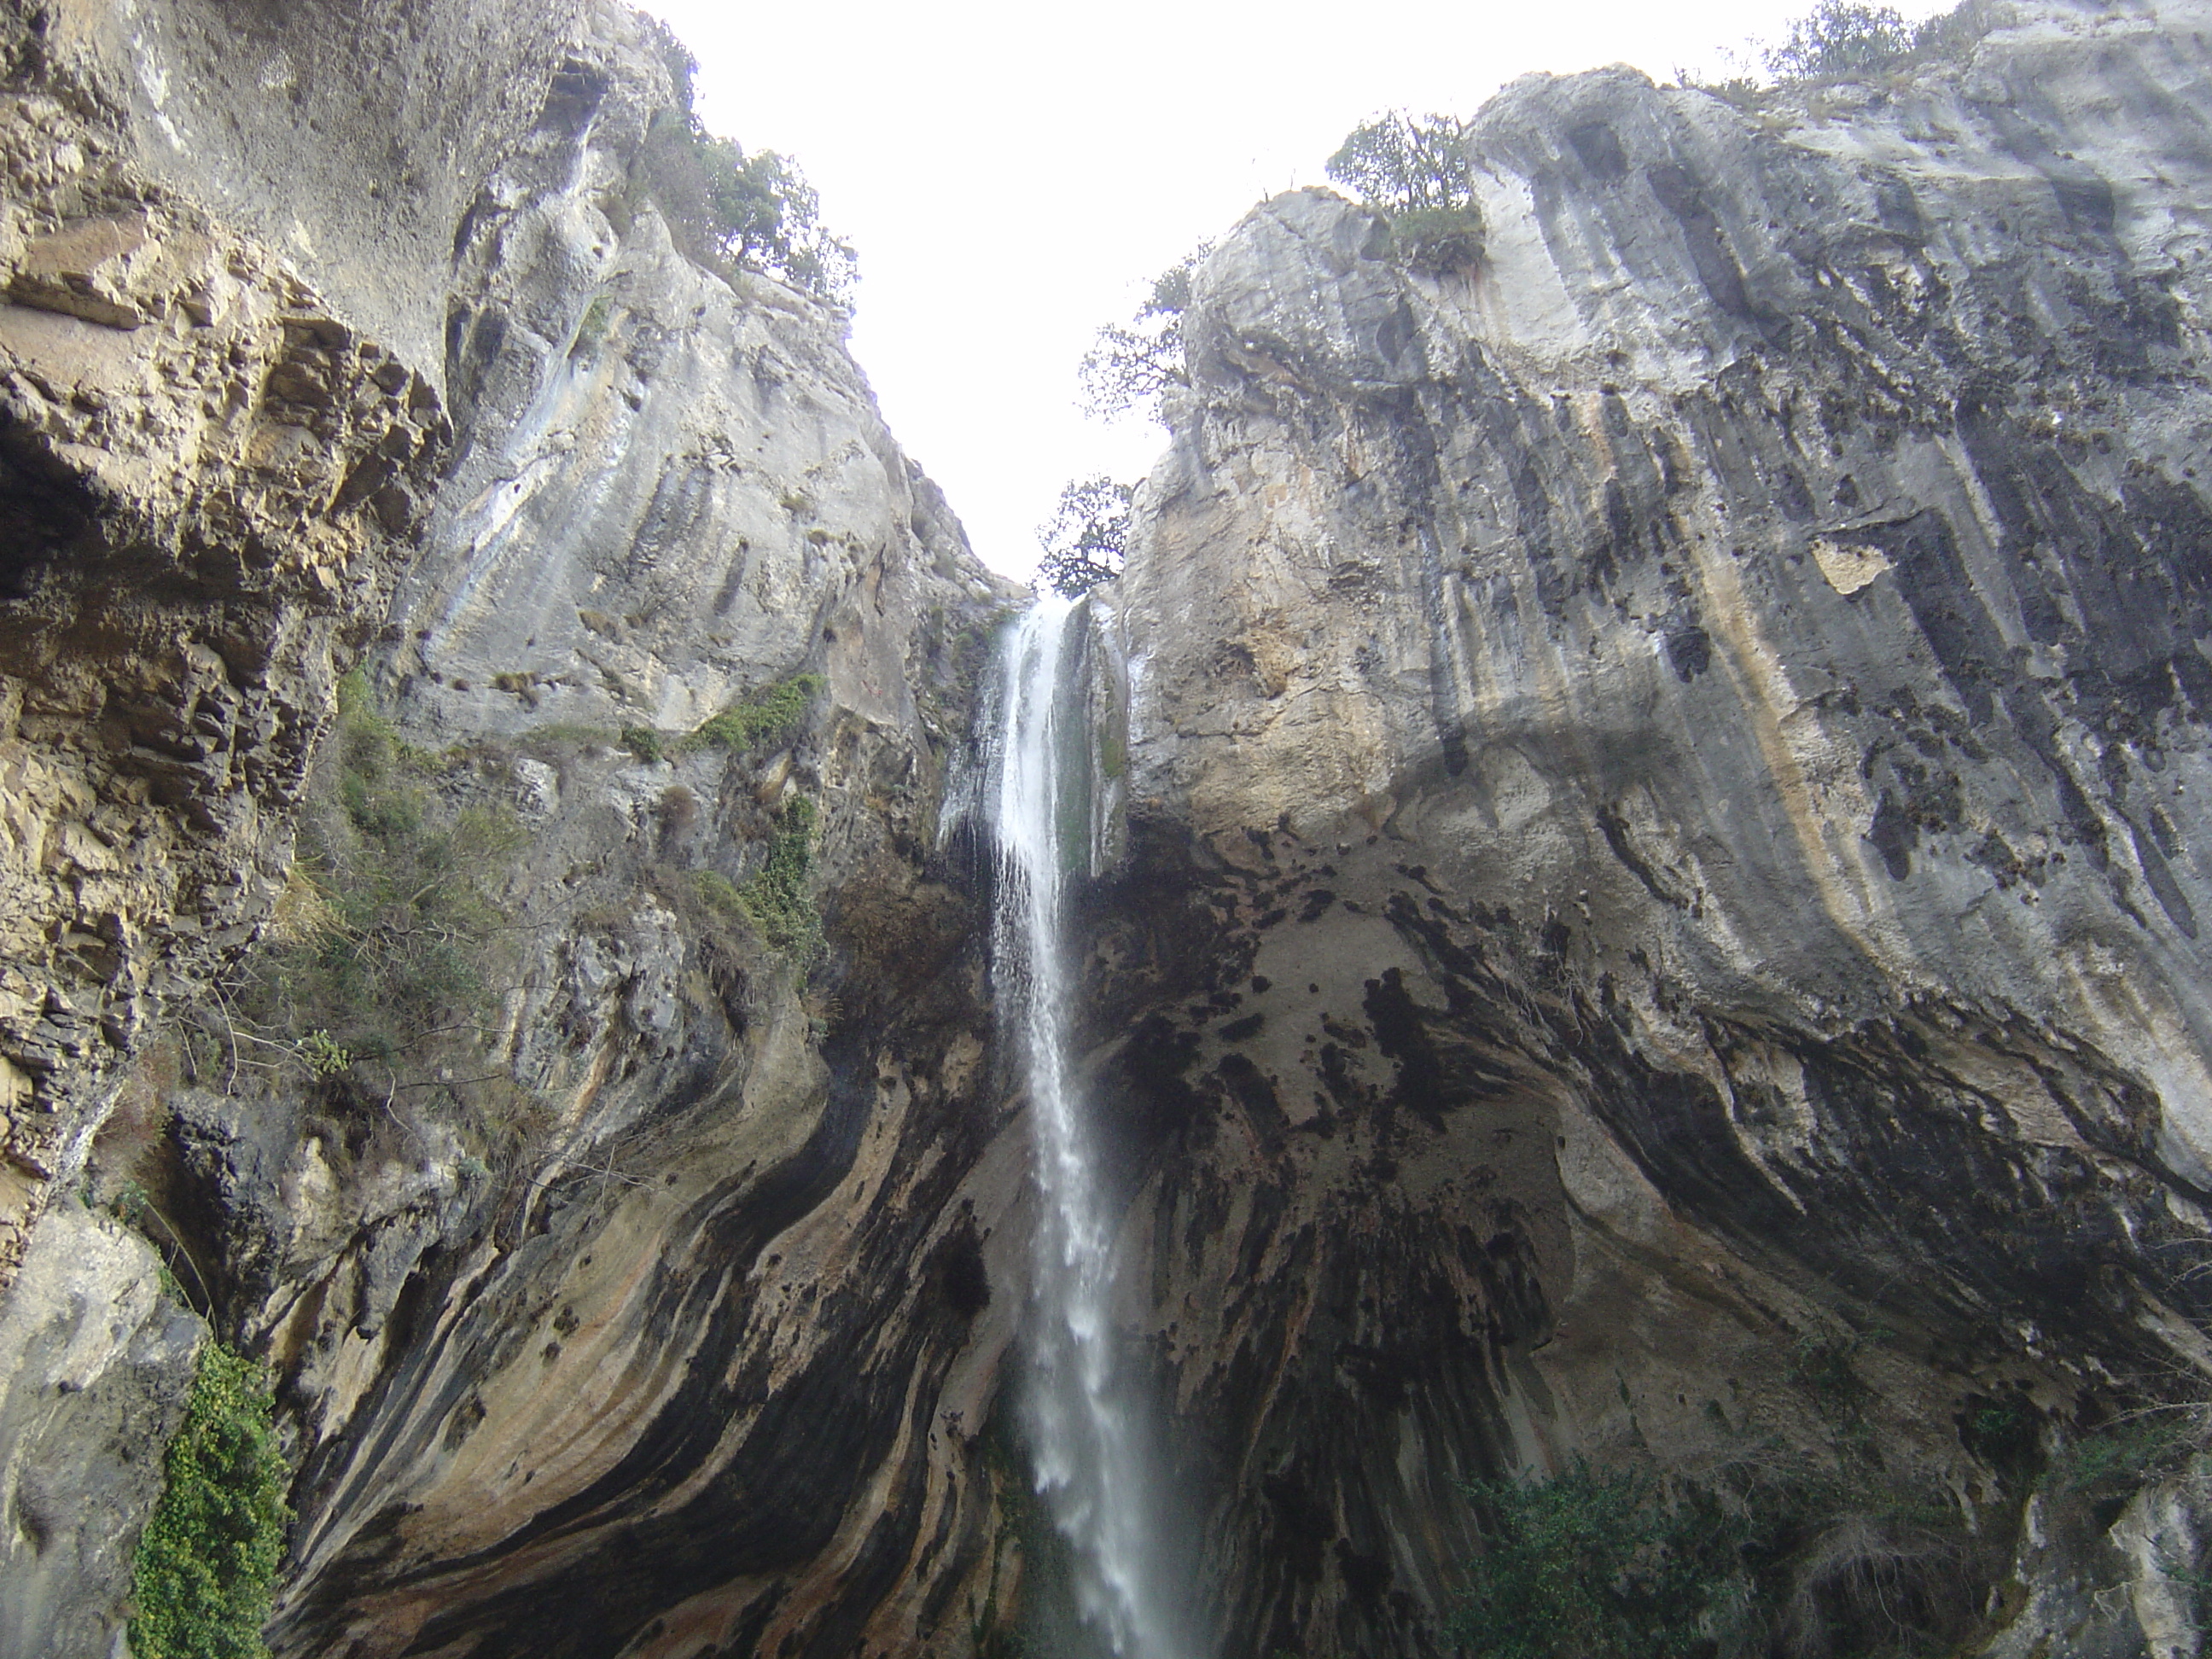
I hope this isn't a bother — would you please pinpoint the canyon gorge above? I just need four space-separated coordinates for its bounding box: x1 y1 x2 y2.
6 0 2212 1656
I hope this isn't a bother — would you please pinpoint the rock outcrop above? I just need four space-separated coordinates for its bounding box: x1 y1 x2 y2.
0 1201 201 1659
2 2 1027 1654
0 0 474 1292
1075 1 2212 1652
221 13 1029 1656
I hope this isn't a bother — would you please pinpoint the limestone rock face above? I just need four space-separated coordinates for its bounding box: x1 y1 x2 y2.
242 15 1028 1654
2 3 1027 1657
24 0 2212 1653
1086 2 2212 1651
0 0 468 1289
26 0 594 384
6 7 1031 1658
0 1200 203 1658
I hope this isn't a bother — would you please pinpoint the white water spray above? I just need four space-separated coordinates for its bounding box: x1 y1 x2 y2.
989 599 1190 1659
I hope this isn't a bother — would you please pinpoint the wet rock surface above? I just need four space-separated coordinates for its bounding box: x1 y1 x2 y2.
1093 2 2212 1652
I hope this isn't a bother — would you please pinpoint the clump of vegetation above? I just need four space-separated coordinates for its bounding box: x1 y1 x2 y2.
1035 475 1132 598
1787 1334 1871 1412
208 672 544 1161
1682 0 2005 97
1763 0 1916 79
244 673 524 1075
620 724 667 764
631 28 856 305
1078 244 1210 422
683 672 825 753
1452 1461 1757 1659
688 800 820 958
571 294 616 356
1327 111 1486 276
1382 206 1487 274
1453 1409 2003 1659
131 1342 291 1659
1454 1372 2212 1658
735 797 821 955
692 868 748 917
2050 1409 2197 1497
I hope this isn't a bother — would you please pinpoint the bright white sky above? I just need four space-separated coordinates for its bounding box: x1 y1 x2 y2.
635 0 1950 579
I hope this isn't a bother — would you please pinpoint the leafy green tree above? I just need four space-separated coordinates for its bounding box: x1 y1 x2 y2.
635 96 856 305
1326 112 1486 274
703 143 857 304
1326 111 1476 213
1763 0 1915 79
1078 246 1210 422
1036 475 1132 598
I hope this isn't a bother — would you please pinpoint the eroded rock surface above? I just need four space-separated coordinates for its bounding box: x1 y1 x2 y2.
0 0 463 1289
16 0 2212 1655
239 11 1029 1645
3 3 1030 1656
0 1200 202 1657
1080 2 2212 1651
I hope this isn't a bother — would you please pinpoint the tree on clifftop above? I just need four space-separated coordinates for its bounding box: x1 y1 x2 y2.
1325 111 1475 214
1036 475 1132 599
1327 112 1486 274
632 19 857 306
1763 0 1915 79
1078 245 1211 422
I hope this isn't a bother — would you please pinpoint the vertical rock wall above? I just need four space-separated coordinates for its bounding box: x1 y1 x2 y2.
1088 2 2212 1652
17 0 2212 1655
236 13 1032 1655
0 0 467 1293
0 3 1030 1654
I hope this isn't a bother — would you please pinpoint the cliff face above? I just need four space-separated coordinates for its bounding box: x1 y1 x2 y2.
13 0 2212 1656
1083 2 2212 1652
0 0 489 1292
0 3 1027 1655
238 13 1029 1656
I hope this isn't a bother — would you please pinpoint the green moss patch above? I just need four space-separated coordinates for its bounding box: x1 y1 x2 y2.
682 672 825 754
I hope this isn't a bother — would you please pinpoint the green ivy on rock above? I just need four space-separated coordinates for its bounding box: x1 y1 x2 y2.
131 1342 291 1659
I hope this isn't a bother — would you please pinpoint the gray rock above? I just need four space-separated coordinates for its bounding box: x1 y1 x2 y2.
0 1202 202 1659
1082 1 2212 1651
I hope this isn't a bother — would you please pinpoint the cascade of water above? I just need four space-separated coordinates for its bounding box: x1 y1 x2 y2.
989 599 1188 1659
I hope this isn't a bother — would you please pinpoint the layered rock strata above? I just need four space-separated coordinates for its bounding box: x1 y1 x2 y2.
0 0 470 1289
3 3 1028 1655
1080 2 2212 1652
18 0 2212 1656
235 12 1030 1653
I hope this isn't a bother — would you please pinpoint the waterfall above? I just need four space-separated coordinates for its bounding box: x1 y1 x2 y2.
989 598 1190 1659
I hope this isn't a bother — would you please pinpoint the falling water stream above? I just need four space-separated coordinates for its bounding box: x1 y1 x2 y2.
989 599 1190 1659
